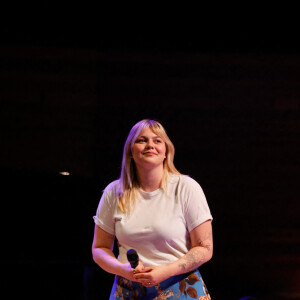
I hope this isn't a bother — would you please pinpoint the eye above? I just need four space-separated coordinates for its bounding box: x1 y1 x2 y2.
155 139 162 143
135 138 146 143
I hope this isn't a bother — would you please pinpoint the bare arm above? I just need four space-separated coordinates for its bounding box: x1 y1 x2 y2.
175 220 213 273
133 220 213 285
92 225 137 280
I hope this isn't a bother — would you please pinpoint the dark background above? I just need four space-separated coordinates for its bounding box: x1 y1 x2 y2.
0 5 299 300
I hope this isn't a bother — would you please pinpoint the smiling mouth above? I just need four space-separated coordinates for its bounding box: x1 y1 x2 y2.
143 152 156 155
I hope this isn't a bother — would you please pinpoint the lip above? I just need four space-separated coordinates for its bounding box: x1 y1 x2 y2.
143 152 156 155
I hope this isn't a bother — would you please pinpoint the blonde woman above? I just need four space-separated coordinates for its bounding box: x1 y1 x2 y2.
92 119 213 299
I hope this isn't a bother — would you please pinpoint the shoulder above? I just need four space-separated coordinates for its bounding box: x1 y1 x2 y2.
168 174 203 194
177 175 202 191
97 179 120 210
102 179 120 197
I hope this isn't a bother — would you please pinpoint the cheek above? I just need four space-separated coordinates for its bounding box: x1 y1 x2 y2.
161 144 167 155
157 146 166 158
131 148 137 157
131 145 142 156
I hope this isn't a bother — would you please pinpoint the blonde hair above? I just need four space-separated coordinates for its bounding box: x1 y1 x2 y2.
117 119 180 213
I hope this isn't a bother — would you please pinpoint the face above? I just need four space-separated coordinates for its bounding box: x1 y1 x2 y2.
131 127 166 170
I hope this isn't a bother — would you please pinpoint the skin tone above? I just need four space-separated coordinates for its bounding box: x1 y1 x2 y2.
92 127 213 287
130 127 166 192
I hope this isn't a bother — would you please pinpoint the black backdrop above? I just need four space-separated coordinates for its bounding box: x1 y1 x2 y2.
0 13 300 300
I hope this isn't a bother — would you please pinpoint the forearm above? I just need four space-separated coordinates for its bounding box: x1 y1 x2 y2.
168 245 213 276
92 247 125 277
133 246 212 286
171 221 213 276
133 222 213 286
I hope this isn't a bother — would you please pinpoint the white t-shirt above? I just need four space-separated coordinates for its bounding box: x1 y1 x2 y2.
93 174 212 267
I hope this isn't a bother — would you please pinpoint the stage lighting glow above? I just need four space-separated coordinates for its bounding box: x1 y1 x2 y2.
59 171 70 176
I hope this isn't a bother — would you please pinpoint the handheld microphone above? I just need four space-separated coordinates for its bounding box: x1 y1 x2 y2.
126 249 139 268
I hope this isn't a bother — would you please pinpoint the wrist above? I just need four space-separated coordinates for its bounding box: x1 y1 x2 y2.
117 262 132 279
164 262 178 277
116 263 126 277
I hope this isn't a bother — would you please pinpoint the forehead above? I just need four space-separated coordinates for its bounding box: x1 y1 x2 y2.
138 127 160 136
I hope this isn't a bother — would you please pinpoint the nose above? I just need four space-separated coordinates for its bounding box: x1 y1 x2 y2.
145 140 154 149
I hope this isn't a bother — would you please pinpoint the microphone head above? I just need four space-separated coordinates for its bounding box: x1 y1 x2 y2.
127 249 139 268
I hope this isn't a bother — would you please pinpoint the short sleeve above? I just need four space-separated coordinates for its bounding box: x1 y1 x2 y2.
93 182 118 235
179 176 213 232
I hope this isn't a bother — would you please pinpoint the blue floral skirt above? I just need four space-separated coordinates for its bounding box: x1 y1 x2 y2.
109 269 211 299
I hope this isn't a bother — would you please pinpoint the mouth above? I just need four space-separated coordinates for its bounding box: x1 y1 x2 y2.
143 152 156 155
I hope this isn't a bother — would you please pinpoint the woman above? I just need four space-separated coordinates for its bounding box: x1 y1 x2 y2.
92 119 213 299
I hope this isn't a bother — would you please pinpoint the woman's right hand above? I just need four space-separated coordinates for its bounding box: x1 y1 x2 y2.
92 226 147 281
120 261 146 281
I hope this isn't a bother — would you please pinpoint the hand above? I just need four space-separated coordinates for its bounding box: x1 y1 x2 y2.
120 261 146 281
134 261 146 274
133 265 171 287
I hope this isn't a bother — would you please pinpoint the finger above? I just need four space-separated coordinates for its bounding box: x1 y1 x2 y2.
132 270 145 276
134 267 152 276
134 264 145 273
134 274 153 283
141 267 153 272
133 274 147 280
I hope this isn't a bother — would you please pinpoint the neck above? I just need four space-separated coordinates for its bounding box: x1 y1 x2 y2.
136 165 164 192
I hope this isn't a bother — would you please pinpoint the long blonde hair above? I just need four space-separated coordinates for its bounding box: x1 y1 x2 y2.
117 119 180 213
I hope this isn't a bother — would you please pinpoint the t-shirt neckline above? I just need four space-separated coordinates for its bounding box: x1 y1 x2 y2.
138 187 162 198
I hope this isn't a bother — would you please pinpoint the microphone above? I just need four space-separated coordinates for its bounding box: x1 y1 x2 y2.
127 249 139 268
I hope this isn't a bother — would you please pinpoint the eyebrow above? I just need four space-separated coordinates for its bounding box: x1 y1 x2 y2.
139 135 161 138
138 135 162 139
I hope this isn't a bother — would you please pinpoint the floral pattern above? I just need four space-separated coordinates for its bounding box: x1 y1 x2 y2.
109 270 211 300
